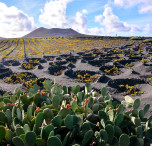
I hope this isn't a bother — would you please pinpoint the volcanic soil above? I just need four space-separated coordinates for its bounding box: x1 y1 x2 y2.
0 40 152 116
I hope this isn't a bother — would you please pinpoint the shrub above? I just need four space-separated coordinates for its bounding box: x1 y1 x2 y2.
3 72 36 84
130 37 144 40
0 81 151 145
22 63 36 70
143 39 152 43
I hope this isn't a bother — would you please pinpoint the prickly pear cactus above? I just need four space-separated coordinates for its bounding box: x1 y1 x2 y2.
16 127 25 136
52 95 60 109
117 104 124 115
115 113 124 126
63 86 68 94
108 110 114 122
44 79 52 91
101 87 107 98
82 122 91 134
139 109 144 120
100 129 108 143
137 126 143 138
47 136 63 146
12 136 25 146
72 85 80 94
6 109 12 126
36 138 47 146
41 125 54 140
71 100 78 112
119 134 130 146
27 105 33 121
17 108 22 121
114 126 122 139
29 84 39 94
105 124 114 144
5 129 14 143
0 111 7 124
133 99 140 109
43 108 53 124
23 124 31 134
143 104 150 115
0 126 6 143
25 131 36 146
130 135 144 146
58 108 71 119
92 103 99 113
64 115 74 130
77 92 83 103
52 115 62 128
33 112 44 134
98 110 108 122
82 130 93 146
85 83 92 95
0 81 152 145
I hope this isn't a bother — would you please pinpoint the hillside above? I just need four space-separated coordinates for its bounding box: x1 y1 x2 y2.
23 27 85 37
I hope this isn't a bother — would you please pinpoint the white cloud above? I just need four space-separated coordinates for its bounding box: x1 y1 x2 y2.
94 14 103 25
82 9 88 14
113 0 152 13
39 0 89 34
89 6 151 36
0 2 36 38
114 0 140 7
39 0 72 28
70 9 88 34
88 27 105 35
39 0 88 34
139 5 152 13
143 24 151 35
101 6 141 34
39 0 143 36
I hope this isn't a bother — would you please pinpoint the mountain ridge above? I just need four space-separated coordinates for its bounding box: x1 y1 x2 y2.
23 27 86 37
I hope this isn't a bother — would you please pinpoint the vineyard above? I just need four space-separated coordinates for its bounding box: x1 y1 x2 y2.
0 37 135 61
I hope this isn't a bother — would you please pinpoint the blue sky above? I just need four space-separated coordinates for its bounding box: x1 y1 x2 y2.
0 0 152 38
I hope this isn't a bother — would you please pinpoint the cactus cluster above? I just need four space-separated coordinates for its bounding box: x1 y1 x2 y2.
0 80 152 145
